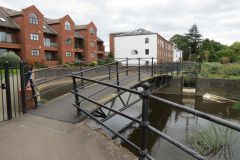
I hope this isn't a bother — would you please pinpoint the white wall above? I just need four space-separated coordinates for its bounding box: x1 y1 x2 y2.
115 34 158 65
173 48 182 62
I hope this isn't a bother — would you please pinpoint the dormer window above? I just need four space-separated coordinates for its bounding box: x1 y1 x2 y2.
90 27 95 35
65 21 71 31
29 13 38 25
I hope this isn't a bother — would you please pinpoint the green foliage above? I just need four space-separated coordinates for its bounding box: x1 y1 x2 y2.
216 49 237 63
230 41 240 55
89 61 98 66
200 62 240 79
232 101 240 110
188 123 233 156
0 51 21 67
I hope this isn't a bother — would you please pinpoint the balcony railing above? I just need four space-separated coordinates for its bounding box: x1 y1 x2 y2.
0 39 18 44
44 42 58 47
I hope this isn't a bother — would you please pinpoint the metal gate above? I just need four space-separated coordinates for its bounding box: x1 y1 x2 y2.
0 61 29 121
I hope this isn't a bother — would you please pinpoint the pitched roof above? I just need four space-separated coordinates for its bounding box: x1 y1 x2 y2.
110 32 128 36
0 6 22 17
74 32 84 39
117 28 155 36
75 25 87 30
44 17 60 24
43 22 57 35
97 36 104 42
0 7 20 29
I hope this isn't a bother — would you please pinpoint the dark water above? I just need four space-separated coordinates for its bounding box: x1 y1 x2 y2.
103 93 240 160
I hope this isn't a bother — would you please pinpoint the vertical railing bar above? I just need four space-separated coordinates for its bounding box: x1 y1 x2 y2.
29 69 39 108
108 64 111 79
80 65 84 87
126 57 128 76
138 58 141 81
151 57 154 76
0 71 5 120
11 69 17 117
72 76 80 115
139 82 150 160
20 61 26 114
15 68 21 116
116 62 119 90
4 62 12 120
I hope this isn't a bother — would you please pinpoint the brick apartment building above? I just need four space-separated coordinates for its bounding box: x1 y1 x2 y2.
0 5 105 66
110 28 173 64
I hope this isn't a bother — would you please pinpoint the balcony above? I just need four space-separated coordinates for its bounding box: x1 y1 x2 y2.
0 40 21 49
97 45 105 54
44 41 58 51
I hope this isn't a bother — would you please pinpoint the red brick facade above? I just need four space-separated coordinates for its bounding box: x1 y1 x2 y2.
0 5 105 66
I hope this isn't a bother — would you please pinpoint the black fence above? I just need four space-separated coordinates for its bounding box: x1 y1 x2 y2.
70 59 240 160
0 61 29 121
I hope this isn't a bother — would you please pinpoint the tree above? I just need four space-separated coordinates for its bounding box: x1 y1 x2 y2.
230 41 240 55
200 39 215 61
185 24 202 57
170 34 189 60
216 49 237 63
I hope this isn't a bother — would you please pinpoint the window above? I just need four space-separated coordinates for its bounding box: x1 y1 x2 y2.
29 13 38 25
65 21 71 31
66 51 72 57
90 27 95 35
145 38 149 44
30 33 39 41
31 49 40 56
0 32 12 43
90 41 95 47
145 49 149 55
65 38 71 45
131 50 138 55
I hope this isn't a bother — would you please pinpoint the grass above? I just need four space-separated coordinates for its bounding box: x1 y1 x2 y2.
200 62 240 80
0 69 20 76
188 123 233 157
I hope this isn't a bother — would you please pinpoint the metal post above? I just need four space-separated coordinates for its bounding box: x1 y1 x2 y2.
199 62 201 73
29 72 39 108
151 57 154 76
177 62 179 76
80 65 84 87
4 62 12 120
108 64 111 79
20 61 26 113
126 57 128 76
138 58 141 81
72 77 80 115
116 62 119 87
139 82 150 160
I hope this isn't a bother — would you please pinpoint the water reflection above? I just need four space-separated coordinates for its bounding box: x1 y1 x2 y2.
116 94 240 160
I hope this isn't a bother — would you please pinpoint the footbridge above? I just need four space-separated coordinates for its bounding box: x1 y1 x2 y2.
20 58 240 160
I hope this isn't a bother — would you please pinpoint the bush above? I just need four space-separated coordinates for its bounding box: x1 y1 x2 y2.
0 52 21 67
89 61 98 66
219 56 230 64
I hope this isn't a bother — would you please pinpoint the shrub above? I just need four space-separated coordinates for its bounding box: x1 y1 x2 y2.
0 52 21 67
89 61 98 66
219 56 230 64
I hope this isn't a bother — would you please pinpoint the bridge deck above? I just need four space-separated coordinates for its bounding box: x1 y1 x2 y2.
28 72 157 123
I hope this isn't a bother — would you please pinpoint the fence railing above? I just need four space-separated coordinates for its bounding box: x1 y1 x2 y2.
70 71 240 160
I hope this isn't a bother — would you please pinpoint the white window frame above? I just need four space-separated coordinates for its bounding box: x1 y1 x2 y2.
30 33 39 41
90 41 95 47
29 13 38 25
90 27 95 35
31 49 40 56
65 21 71 31
66 51 72 57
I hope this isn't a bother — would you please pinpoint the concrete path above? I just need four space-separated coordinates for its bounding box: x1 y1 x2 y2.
28 72 154 123
0 114 136 160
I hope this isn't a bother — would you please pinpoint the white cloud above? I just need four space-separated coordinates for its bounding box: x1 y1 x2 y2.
1 0 239 50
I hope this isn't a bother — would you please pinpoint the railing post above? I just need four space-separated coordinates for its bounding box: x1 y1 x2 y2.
20 61 26 114
139 82 150 160
151 57 154 76
199 61 201 73
116 62 119 87
4 61 12 120
29 70 39 108
72 76 80 115
80 65 84 87
108 64 111 79
177 62 179 76
138 58 141 81
126 57 128 76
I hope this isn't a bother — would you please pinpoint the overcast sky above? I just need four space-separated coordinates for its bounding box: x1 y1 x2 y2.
1 0 239 51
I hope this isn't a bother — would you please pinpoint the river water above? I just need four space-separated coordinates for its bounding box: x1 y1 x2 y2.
102 93 240 160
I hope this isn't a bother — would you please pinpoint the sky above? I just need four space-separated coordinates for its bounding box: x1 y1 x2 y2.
1 0 240 51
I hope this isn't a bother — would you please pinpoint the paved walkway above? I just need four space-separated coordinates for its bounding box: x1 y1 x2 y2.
29 72 154 123
0 114 136 160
